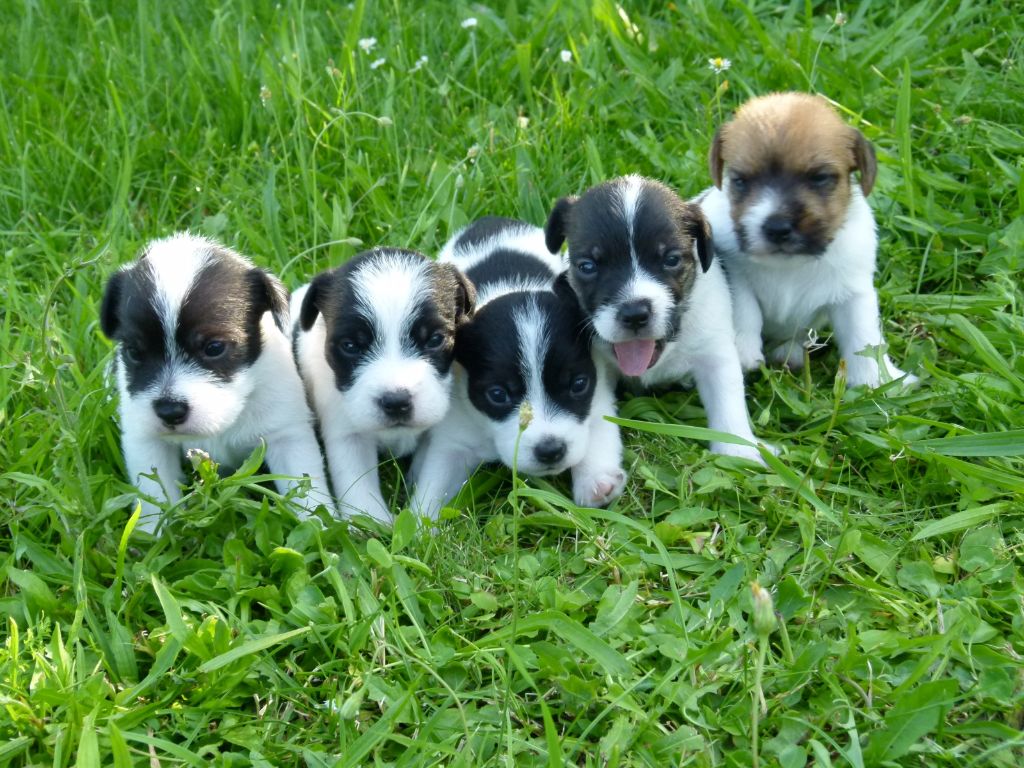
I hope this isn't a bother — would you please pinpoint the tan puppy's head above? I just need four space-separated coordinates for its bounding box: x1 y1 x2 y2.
709 92 877 258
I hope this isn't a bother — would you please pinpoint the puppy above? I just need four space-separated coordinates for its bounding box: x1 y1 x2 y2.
545 175 769 462
698 92 914 387
293 248 475 523
100 232 332 533
410 217 626 519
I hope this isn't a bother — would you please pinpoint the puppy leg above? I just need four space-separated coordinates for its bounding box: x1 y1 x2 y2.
123 431 183 533
571 371 626 508
409 431 483 521
264 426 334 520
730 273 767 371
693 355 773 463
829 292 915 388
324 432 391 523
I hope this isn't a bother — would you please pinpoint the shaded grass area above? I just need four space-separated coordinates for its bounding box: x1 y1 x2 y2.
1 0 1023 764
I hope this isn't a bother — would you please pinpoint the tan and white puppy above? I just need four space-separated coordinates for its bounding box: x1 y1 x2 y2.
697 92 915 388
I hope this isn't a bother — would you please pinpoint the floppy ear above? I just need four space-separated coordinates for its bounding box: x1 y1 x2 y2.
299 271 332 331
683 205 714 273
545 196 577 253
440 263 477 324
708 126 726 189
852 129 877 196
100 269 126 340
249 269 291 333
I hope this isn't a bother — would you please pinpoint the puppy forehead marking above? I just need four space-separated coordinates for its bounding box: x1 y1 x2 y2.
725 93 854 172
615 175 644 264
351 251 431 346
514 297 550 412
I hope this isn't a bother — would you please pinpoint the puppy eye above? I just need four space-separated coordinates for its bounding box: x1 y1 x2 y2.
569 374 591 398
203 340 227 358
122 345 142 364
425 331 446 350
576 258 598 277
730 175 748 192
663 250 683 269
337 339 362 356
809 171 837 188
485 385 511 406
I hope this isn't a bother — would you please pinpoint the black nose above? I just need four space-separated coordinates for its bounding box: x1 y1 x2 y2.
533 437 567 466
378 389 413 420
153 398 189 426
617 300 652 331
762 214 794 244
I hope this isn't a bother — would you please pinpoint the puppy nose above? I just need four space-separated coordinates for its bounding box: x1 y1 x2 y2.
153 398 189 426
617 300 652 331
533 437 567 466
762 215 794 243
378 389 413 420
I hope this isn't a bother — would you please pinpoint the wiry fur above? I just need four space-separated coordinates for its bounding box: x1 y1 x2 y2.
100 232 331 533
546 176 771 462
293 248 475 522
411 217 626 519
701 92 915 387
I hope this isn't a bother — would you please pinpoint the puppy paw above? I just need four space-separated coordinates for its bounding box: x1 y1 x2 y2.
735 334 766 371
572 466 627 508
768 342 805 370
710 441 770 465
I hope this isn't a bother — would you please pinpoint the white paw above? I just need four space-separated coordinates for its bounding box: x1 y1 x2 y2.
768 342 805 369
710 441 771 465
735 334 766 371
572 466 627 508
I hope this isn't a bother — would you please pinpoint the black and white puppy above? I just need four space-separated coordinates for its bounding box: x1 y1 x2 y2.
410 217 626 519
699 92 915 387
100 232 332 533
546 176 770 462
293 248 475 523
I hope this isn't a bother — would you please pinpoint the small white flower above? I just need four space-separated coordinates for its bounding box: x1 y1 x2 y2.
410 55 429 73
516 115 530 129
834 11 848 26
358 37 377 53
560 49 572 63
461 17 478 29
377 116 393 127
370 57 386 70
466 144 480 160
708 57 731 74
259 85 272 105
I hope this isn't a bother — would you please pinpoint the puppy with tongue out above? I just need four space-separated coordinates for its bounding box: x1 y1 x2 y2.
546 175 770 462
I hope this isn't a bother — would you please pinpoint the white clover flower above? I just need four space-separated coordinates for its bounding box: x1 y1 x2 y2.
834 11 848 26
370 57 386 70
708 57 731 74
410 55 429 73
358 37 377 53
461 17 478 29
560 49 572 63
516 115 530 130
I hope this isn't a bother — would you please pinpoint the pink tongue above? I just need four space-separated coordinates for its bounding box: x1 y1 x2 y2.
613 339 657 376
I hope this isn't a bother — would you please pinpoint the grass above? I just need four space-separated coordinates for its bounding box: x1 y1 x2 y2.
1 0 1023 764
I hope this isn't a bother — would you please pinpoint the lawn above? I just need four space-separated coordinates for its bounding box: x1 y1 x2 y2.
1 0 1023 765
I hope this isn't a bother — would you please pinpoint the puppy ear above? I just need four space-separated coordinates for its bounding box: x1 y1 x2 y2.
249 269 291 333
682 205 715 273
852 129 877 196
100 269 126 339
545 196 577 253
709 126 726 189
440 263 477 324
299 271 332 331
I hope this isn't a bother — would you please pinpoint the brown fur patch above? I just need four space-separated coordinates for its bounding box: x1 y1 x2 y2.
711 93 876 252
